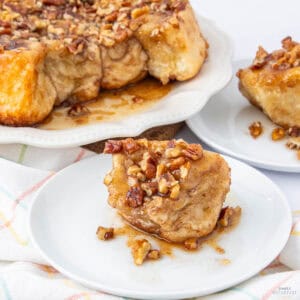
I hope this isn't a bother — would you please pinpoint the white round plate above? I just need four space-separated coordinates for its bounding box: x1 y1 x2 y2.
187 60 300 173
29 154 291 299
0 1 232 148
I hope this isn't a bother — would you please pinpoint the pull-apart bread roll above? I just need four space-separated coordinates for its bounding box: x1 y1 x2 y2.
0 0 208 126
237 37 300 129
104 139 230 243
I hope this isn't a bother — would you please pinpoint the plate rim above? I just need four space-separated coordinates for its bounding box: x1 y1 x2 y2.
28 154 292 299
186 59 300 173
187 117 300 173
0 13 233 149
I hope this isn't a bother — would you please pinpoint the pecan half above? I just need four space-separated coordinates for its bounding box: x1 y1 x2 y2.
182 144 203 160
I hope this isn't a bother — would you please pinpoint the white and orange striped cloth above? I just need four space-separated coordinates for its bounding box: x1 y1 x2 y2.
0 140 299 300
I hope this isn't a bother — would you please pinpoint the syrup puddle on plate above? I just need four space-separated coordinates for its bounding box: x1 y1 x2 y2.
113 206 241 262
37 78 172 130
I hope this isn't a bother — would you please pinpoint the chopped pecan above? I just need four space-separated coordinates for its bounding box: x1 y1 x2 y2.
182 144 203 160
147 249 161 260
0 28 12 35
165 146 181 158
122 138 140 154
131 6 150 19
158 177 169 194
96 226 114 241
251 46 269 69
127 165 142 176
288 126 300 137
271 127 286 141
286 137 300 150
170 183 180 199
128 176 138 187
168 157 186 171
156 163 166 179
180 161 191 179
282 36 297 51
140 152 156 179
104 11 118 22
130 239 151 265
103 140 123 154
184 238 199 250
66 37 86 54
218 206 241 227
141 182 158 196
126 186 144 208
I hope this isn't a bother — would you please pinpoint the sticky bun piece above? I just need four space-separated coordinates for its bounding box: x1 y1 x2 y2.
237 37 300 129
104 139 231 243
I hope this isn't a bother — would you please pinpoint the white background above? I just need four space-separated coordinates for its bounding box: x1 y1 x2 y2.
198 0 300 60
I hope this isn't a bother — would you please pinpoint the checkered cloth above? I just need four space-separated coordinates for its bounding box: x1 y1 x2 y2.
0 144 299 300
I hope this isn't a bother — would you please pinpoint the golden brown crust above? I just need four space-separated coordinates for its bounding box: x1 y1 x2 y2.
0 43 56 126
0 0 208 126
237 37 300 129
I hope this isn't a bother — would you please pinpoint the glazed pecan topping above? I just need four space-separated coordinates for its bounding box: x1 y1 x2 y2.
0 0 187 50
249 37 300 71
103 140 123 154
123 138 140 154
126 186 145 208
249 121 263 139
181 144 203 160
271 127 286 141
218 206 242 228
251 46 269 70
96 226 114 240
288 126 300 137
105 139 204 206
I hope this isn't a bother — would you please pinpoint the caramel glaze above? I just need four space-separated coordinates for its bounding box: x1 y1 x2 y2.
36 78 172 130
115 208 241 258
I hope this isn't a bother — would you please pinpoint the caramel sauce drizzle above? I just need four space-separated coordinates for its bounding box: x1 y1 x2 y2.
115 209 241 258
37 78 172 130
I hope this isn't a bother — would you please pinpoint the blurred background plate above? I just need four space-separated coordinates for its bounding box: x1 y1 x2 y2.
187 60 300 173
